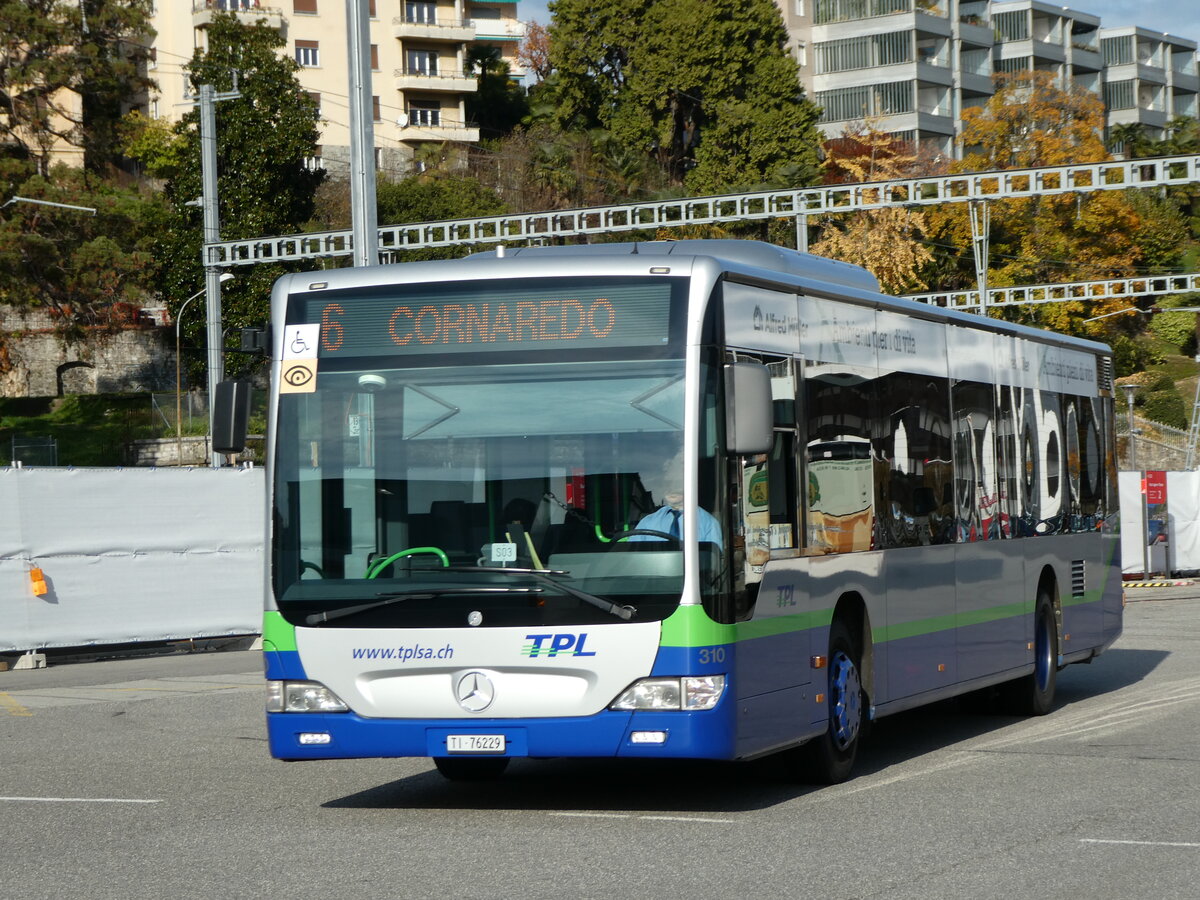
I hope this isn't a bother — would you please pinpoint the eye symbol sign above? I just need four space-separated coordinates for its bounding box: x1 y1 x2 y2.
283 365 314 387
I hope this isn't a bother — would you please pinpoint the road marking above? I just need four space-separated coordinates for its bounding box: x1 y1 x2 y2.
0 796 163 804
826 751 985 797
0 692 33 717
639 815 736 824
1081 839 1200 849
549 811 734 824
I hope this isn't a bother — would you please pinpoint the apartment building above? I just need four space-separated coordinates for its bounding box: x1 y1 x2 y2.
777 0 1199 157
1100 26 1199 140
143 1 526 177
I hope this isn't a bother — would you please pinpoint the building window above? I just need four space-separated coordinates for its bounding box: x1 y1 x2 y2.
372 95 381 122
994 56 1031 74
306 91 321 115
1104 79 1136 110
813 0 911 27
993 10 1027 42
816 81 914 122
374 147 383 170
408 99 441 126
407 49 438 76
295 40 320 67
406 1 436 24
814 31 912 74
293 0 317 14
304 146 324 171
1102 36 1134 66
370 44 379 70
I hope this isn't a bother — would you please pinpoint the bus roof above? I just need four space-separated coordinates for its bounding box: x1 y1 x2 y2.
278 240 1111 358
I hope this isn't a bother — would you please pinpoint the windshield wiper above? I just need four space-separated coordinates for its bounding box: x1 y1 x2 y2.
304 586 542 626
430 566 636 621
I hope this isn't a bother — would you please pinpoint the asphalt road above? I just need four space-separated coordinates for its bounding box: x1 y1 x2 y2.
1 591 1197 900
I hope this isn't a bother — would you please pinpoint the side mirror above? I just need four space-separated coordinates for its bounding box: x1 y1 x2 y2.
213 380 251 454
724 362 773 455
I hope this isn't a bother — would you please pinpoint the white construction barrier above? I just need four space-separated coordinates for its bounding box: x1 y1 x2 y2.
1118 470 1200 577
1 466 265 653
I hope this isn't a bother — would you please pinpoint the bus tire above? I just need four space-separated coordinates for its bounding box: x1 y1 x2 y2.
1006 593 1057 716
802 617 864 784
433 756 510 781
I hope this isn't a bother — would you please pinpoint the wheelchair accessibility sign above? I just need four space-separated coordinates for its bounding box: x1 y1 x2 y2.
281 324 320 394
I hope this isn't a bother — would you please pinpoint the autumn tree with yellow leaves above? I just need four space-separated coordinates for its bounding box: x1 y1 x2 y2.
927 71 1189 336
810 124 935 294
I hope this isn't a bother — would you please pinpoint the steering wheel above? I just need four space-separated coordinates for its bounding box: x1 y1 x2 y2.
608 528 681 548
365 546 449 579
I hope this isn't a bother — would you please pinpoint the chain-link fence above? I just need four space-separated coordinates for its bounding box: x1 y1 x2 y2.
150 390 209 437
1116 413 1190 471
10 435 57 467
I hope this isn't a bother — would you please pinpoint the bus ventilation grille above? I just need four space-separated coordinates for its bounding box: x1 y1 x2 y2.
1071 559 1086 598
1098 357 1114 392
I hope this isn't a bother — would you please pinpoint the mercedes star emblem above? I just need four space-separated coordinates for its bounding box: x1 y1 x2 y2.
455 671 496 713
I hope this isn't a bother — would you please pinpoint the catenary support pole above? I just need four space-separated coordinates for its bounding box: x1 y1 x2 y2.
346 0 378 267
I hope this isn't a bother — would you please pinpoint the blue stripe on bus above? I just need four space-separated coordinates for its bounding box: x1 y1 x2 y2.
264 649 307 681
267 694 738 761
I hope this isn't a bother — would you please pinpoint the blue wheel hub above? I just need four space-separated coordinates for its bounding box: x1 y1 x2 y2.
1035 611 1053 692
830 649 862 750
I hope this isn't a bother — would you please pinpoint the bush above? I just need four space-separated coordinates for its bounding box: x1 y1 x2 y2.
1138 371 1179 397
1140 389 1190 429
1110 334 1153 377
1149 309 1198 355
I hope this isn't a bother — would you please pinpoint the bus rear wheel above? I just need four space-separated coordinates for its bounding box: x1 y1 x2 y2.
433 756 510 781
1005 593 1057 716
801 617 864 784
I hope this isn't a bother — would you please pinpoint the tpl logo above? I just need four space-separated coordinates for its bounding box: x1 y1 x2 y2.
522 633 596 658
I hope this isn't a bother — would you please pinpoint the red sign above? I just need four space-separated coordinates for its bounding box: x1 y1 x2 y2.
1145 470 1167 505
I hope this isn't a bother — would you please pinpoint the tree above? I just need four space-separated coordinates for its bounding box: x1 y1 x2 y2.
546 0 823 194
517 22 552 85
375 173 507 261
465 46 529 140
811 126 934 294
0 0 154 172
926 71 1172 334
0 159 166 335
151 13 324 372
959 70 1108 170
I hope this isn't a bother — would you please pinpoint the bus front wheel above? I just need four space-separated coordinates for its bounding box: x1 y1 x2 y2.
802 617 864 784
433 756 510 781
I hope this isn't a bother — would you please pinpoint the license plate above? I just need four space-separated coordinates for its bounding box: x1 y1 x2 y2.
446 734 506 754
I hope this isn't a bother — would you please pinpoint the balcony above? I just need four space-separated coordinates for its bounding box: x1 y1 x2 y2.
393 15 474 43
192 0 283 29
393 113 480 144
394 68 477 94
469 16 525 43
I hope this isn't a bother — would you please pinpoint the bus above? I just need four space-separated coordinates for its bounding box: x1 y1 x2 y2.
217 239 1122 784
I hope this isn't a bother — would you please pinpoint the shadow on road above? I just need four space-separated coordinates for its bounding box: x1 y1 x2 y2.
323 647 1167 815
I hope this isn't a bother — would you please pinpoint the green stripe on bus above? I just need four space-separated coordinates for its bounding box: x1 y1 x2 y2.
262 610 297 652
659 605 735 646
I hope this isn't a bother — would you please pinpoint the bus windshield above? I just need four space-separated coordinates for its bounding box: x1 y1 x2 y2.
272 276 693 629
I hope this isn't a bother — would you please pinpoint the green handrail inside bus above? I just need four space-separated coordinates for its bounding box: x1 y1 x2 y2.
365 547 450 578
594 523 632 543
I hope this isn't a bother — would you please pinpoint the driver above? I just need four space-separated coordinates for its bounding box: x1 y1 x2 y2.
629 489 723 549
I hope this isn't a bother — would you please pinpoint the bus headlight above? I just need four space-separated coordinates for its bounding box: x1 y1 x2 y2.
266 680 349 713
610 675 726 711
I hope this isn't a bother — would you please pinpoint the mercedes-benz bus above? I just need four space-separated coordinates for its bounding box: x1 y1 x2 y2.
217 239 1122 783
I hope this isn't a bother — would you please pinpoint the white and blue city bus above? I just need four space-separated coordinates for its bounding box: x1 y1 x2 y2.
221 239 1122 783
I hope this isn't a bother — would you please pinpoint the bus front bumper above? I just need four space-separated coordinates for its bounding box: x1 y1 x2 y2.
267 703 737 762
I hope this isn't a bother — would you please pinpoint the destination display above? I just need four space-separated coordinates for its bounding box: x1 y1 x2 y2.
286 279 676 358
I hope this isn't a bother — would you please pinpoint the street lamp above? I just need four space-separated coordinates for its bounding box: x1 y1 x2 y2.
1121 383 1138 471
176 274 234 465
